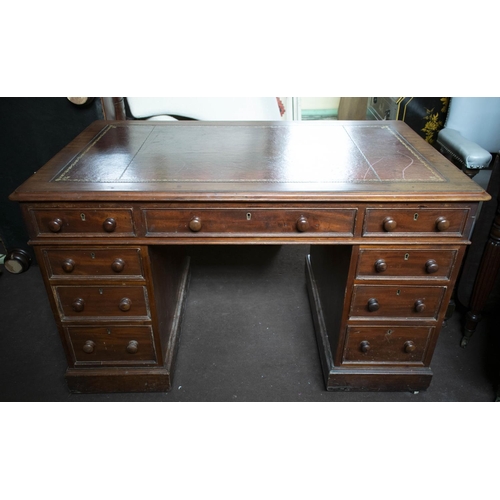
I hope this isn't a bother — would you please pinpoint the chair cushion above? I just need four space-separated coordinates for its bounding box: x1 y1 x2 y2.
437 127 492 169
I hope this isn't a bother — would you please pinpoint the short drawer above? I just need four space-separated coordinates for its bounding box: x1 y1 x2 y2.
42 248 144 279
363 208 469 237
55 286 150 320
67 325 157 365
349 285 446 320
143 208 356 236
356 248 458 280
342 326 433 365
30 208 135 236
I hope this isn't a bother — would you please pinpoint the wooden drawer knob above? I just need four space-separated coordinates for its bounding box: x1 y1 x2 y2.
83 340 96 354
414 299 425 313
111 258 125 273
119 298 132 312
103 218 117 232
425 259 439 274
62 258 75 273
375 259 387 273
383 217 397 232
367 298 380 312
435 217 450 232
404 341 416 353
296 216 309 232
126 340 139 354
48 218 63 233
360 341 371 353
189 216 202 232
72 298 85 312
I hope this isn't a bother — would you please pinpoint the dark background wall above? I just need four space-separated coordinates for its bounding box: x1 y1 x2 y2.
0 98 105 256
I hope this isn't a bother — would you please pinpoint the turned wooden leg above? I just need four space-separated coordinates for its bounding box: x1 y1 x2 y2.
462 203 500 347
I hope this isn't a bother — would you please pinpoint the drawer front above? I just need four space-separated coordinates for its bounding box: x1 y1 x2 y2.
144 208 356 236
349 285 446 320
356 248 458 280
363 208 469 237
67 325 157 364
43 248 144 279
31 208 135 236
55 286 150 320
343 326 433 364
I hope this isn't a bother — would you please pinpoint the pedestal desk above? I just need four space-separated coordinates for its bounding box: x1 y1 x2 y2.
10 120 489 393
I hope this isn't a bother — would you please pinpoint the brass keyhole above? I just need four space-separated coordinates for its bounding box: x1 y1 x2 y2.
414 213 419 221
81 213 86 221
90 252 96 259
396 289 401 296
404 253 410 261
246 213 252 221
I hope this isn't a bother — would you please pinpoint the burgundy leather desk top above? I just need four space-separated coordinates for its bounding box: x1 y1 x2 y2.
10 120 489 203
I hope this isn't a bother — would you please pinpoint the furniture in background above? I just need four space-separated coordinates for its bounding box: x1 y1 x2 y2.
10 120 488 393
367 97 449 144
125 97 282 121
436 97 500 347
337 98 369 120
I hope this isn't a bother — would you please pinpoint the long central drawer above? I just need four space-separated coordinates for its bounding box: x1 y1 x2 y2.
143 208 356 236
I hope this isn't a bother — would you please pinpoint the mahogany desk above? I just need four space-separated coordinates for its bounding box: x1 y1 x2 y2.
10 120 489 393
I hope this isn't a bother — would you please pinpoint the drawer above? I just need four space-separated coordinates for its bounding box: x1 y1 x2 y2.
67 325 157 365
342 326 433 365
143 208 356 236
55 286 150 320
363 208 469 237
349 285 446 320
30 208 135 236
42 248 144 279
356 248 458 280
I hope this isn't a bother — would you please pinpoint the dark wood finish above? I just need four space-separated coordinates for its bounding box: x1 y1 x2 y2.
9 120 489 393
42 248 143 279
67 325 157 364
349 285 445 320
356 247 458 280
364 208 470 237
343 326 433 364
144 207 356 237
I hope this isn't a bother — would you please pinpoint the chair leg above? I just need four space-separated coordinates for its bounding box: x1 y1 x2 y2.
462 202 500 347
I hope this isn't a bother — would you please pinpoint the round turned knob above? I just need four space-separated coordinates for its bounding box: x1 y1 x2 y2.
72 298 85 312
414 299 426 313
48 218 63 233
404 341 416 353
111 258 125 273
360 341 371 353
189 216 202 232
425 259 439 274
83 340 96 354
375 259 387 273
126 340 139 354
119 298 132 312
367 298 380 312
296 216 309 232
103 218 117 233
62 259 75 273
435 216 450 232
383 216 397 232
